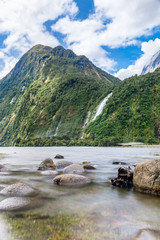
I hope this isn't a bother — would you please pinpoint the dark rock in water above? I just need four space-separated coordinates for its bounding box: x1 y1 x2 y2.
0 197 31 211
54 154 64 159
55 160 72 169
83 165 96 170
38 158 56 170
133 159 160 195
53 174 91 186
112 161 127 165
136 228 160 240
0 183 35 197
111 166 133 188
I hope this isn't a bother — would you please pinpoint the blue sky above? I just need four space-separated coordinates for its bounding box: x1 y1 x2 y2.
0 0 160 80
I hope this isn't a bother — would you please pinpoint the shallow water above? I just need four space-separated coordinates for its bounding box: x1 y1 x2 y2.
0 146 160 240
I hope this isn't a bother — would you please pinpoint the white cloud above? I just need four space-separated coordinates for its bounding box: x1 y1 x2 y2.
1 0 160 79
0 0 78 79
115 38 160 80
52 0 160 75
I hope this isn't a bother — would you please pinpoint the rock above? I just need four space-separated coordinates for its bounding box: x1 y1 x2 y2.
82 161 90 165
83 165 96 170
0 197 31 211
40 170 58 176
112 161 127 165
54 154 64 159
0 164 4 170
38 158 56 170
55 160 73 169
63 164 84 174
0 183 35 197
133 159 160 195
111 166 133 188
136 228 160 240
53 174 91 186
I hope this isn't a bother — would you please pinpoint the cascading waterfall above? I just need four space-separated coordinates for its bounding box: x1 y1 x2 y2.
92 92 112 121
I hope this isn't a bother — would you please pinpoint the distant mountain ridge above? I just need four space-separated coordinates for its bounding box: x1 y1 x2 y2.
141 50 160 75
0 44 119 145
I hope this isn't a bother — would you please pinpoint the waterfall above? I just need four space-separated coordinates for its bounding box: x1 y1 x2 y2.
92 92 112 121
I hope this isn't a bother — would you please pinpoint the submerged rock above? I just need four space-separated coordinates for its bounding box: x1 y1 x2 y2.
83 165 96 170
53 174 91 186
111 166 133 188
38 158 56 170
112 161 127 165
54 154 64 159
0 183 35 197
136 228 160 240
133 159 160 195
55 160 72 169
63 164 84 174
40 170 58 176
0 197 31 211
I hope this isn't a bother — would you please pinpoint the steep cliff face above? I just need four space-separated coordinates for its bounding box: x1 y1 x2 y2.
0 44 119 145
86 68 160 144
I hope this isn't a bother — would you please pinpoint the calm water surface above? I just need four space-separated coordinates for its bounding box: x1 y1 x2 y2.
0 147 159 240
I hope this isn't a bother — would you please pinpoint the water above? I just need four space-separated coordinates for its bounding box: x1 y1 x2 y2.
92 93 112 121
0 147 160 240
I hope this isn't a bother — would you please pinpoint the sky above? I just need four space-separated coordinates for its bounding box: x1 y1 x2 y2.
0 0 160 80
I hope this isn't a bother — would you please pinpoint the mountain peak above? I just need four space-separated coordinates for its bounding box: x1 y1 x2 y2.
141 49 160 75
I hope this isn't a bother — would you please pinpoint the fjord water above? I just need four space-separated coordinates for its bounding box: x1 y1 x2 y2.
0 147 160 240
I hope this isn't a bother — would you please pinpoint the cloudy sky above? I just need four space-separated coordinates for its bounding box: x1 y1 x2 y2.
0 0 160 80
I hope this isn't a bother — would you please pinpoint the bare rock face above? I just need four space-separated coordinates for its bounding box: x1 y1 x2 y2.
63 164 84 174
53 174 91 186
0 183 35 197
55 160 73 169
38 158 56 170
133 159 160 195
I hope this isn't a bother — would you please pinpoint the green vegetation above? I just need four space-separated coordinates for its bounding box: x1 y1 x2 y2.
86 69 160 144
7 212 126 240
0 45 119 145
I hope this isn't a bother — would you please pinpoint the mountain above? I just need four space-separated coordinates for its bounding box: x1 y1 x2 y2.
141 50 160 75
86 68 160 144
0 44 119 145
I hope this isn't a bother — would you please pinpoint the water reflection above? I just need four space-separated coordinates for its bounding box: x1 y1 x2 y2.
0 147 159 239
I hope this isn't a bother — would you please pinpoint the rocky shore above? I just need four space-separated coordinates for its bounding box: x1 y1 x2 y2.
111 159 160 196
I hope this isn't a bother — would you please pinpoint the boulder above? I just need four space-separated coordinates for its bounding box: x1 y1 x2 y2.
38 158 56 170
111 166 133 188
63 164 84 174
53 174 91 186
83 165 96 170
56 160 73 169
54 154 64 159
0 197 31 211
0 183 35 197
133 159 160 195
